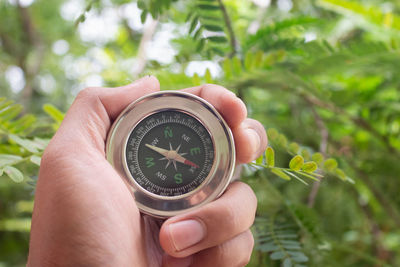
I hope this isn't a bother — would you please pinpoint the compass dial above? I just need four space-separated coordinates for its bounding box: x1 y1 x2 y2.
107 91 235 217
126 110 214 197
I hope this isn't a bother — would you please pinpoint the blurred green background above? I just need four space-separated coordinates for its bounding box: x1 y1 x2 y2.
1 0 400 266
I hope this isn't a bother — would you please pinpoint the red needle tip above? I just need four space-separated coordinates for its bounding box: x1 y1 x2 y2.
184 159 200 168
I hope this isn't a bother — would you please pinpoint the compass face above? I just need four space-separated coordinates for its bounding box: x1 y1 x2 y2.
125 110 215 197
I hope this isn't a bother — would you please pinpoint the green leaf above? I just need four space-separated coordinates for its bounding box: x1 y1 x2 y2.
222 58 232 79
254 50 263 67
300 149 311 160
197 38 206 51
207 36 228 43
335 168 346 181
256 154 263 164
281 240 300 246
244 52 254 70
277 134 288 147
193 26 203 40
203 24 224 32
0 218 31 232
204 68 213 83
209 47 224 56
266 147 275 167
259 241 279 252
189 16 199 34
74 14 86 27
0 104 23 122
10 114 36 133
289 155 304 171
267 128 279 140
282 243 301 249
4 166 24 183
192 73 201 85
283 258 292 267
311 152 324 166
197 4 220 10
43 104 64 123
30 156 41 166
285 171 308 185
32 137 50 151
9 134 39 153
185 11 194 22
232 56 242 75
297 171 322 181
288 142 300 154
0 154 23 168
140 10 148 24
200 15 222 22
324 158 338 171
288 251 308 262
137 0 146 9
0 100 14 114
302 161 318 173
270 251 285 260
271 168 291 180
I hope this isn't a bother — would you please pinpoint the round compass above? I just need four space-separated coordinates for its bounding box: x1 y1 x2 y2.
106 91 235 218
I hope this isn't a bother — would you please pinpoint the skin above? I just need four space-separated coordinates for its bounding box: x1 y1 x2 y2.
27 76 268 267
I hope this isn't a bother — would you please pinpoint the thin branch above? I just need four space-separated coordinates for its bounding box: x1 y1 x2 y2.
0 32 18 58
301 93 398 155
16 0 45 109
132 18 158 77
16 1 37 46
217 0 238 57
307 106 328 208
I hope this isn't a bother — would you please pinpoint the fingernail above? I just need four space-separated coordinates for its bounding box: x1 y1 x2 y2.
168 219 206 251
245 128 261 157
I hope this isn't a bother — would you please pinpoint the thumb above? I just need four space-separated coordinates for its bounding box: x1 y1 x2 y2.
51 76 160 154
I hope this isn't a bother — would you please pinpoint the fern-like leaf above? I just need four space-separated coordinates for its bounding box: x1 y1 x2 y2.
254 215 309 266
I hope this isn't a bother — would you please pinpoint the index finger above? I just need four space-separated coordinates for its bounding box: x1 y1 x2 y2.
182 84 247 129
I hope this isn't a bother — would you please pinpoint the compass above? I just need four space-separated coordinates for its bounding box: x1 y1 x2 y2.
106 91 235 218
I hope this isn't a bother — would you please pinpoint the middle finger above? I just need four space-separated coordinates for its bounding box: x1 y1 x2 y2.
159 181 257 258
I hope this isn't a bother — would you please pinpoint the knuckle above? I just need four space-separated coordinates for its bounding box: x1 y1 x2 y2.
203 83 230 94
76 87 100 100
202 83 217 88
219 203 239 232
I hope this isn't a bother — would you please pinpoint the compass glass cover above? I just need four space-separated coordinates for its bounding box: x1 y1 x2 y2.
125 110 215 197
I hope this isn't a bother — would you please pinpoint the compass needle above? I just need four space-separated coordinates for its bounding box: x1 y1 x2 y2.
165 160 171 169
173 161 177 171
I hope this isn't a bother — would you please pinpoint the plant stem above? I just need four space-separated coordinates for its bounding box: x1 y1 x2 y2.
217 0 238 57
132 18 159 77
307 106 328 208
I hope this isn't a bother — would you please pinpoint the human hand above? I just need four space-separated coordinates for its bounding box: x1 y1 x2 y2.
27 76 267 266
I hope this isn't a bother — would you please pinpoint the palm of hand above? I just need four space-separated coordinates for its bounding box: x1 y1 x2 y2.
28 77 267 267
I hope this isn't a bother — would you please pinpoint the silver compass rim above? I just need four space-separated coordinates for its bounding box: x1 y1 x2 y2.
106 90 236 218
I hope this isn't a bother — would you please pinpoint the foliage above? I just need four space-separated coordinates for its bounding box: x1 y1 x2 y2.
1 0 400 266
